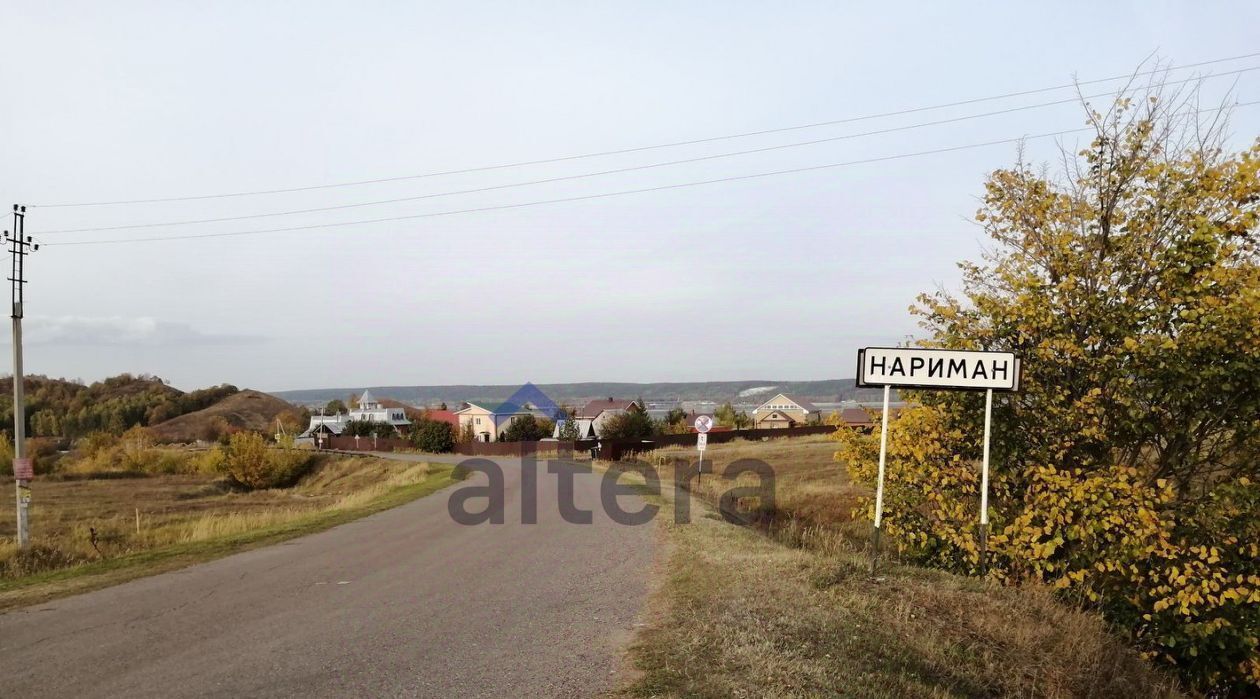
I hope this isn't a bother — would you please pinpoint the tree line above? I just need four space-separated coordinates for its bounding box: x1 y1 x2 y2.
0 374 240 446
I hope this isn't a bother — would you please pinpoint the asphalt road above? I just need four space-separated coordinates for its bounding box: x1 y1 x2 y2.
0 455 657 698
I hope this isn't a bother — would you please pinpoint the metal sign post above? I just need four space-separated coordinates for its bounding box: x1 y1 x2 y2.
857 347 1020 576
979 387 993 574
694 415 712 486
871 384 891 574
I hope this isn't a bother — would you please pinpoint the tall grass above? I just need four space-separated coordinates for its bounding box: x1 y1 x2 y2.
0 456 441 581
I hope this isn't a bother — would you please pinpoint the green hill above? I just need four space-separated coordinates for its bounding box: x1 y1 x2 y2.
0 374 239 445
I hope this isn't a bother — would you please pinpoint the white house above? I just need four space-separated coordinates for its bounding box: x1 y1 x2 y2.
299 389 411 439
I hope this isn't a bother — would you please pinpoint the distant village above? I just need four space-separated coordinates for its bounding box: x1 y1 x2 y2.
295 386 903 447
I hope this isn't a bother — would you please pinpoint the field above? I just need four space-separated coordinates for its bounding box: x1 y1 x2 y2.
612 436 1182 698
0 453 456 609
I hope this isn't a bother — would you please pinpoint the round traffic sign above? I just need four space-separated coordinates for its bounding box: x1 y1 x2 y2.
694 415 713 433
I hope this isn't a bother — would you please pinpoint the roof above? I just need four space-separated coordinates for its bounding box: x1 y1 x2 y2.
757 393 820 413
299 421 346 437
454 402 532 416
838 407 872 425
578 398 639 418
358 389 377 405
422 409 459 427
782 394 820 412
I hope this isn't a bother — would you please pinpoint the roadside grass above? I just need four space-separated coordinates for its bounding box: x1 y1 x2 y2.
0 454 456 609
609 437 1181 698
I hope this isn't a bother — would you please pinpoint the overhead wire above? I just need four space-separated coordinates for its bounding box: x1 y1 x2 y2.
29 50 1260 209
36 66 1260 235
42 98 1258 247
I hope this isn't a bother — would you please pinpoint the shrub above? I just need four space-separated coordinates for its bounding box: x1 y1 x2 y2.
220 431 313 489
408 417 454 453
834 90 1260 692
600 410 657 441
501 414 551 442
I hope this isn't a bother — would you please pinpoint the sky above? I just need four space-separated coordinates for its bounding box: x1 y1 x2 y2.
2 1 1258 392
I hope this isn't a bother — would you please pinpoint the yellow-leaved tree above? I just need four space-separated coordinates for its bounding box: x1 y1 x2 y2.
834 82 1260 693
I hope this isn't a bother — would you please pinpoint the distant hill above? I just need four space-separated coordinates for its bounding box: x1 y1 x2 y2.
149 390 296 443
273 379 885 408
0 373 240 443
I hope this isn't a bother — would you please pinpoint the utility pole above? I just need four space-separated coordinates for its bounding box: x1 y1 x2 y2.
7 205 37 548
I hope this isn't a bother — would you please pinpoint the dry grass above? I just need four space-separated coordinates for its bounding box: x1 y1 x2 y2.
0 454 454 607
611 436 1182 698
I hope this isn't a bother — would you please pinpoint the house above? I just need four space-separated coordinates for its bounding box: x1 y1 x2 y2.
837 407 875 429
553 398 641 439
835 405 902 430
298 389 411 439
751 393 821 429
455 402 537 442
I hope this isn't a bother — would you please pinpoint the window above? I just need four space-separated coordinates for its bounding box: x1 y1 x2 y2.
475 417 482 425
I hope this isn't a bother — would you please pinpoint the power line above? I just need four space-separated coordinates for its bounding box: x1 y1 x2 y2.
37 67 1260 235
42 98 1257 247
30 50 1260 209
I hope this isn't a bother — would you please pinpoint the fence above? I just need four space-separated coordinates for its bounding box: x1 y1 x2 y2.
322 435 411 452
452 440 596 458
322 424 839 460
650 424 838 447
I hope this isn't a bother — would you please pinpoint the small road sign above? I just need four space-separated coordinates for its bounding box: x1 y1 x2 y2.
694 415 713 433
12 458 33 480
696 433 708 451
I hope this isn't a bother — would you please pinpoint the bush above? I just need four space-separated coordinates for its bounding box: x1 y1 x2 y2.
600 410 657 441
220 431 313 489
409 418 454 453
501 415 551 442
835 91 1260 692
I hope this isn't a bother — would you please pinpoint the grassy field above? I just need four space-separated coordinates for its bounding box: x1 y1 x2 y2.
611 436 1182 698
0 453 456 609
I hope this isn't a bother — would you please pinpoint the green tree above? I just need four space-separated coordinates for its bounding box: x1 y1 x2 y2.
324 399 347 415
600 410 658 441
557 416 581 440
833 90 1260 692
502 415 550 442
343 419 376 437
409 417 454 453
714 402 750 429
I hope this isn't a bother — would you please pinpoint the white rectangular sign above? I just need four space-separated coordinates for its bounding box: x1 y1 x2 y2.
857 347 1020 391
696 433 707 451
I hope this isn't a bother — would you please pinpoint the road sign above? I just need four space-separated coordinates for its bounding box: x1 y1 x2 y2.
694 415 713 433
17 485 30 504
856 347 1020 392
856 346 1021 575
696 433 708 451
12 457 33 480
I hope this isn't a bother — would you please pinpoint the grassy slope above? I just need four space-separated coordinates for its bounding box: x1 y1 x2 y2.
148 389 294 442
611 438 1182 698
0 457 458 610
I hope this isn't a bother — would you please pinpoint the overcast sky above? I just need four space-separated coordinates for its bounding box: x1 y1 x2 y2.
2 2 1258 392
